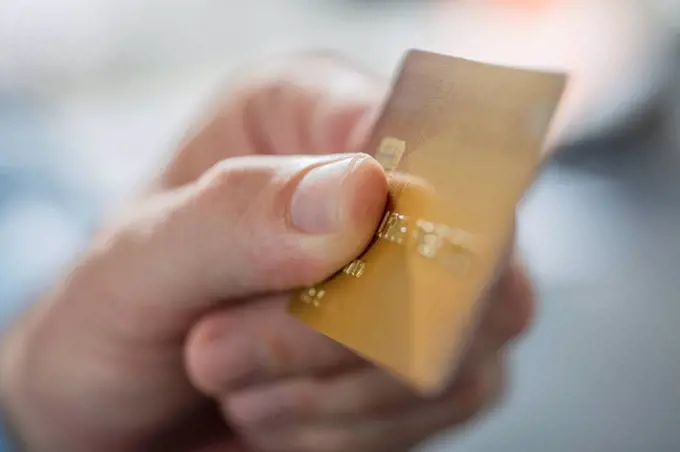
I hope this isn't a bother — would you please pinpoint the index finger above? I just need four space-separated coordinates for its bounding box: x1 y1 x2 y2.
161 53 387 189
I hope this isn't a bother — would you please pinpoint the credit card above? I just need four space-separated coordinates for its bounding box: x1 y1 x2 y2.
289 50 567 394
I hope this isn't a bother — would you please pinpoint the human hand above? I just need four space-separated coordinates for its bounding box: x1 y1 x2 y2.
0 55 534 452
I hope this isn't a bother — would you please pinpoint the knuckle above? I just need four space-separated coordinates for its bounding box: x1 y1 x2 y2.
199 159 274 212
254 334 295 381
258 77 291 99
196 160 280 256
257 328 312 379
252 318 331 382
248 78 301 132
246 68 307 111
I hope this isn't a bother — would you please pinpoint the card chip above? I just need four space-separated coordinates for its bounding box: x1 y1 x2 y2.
375 137 406 172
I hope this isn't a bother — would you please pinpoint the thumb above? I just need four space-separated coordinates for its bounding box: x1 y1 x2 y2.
56 153 387 340
185 152 387 302
0 154 385 452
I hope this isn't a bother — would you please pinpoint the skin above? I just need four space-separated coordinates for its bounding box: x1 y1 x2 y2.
0 54 534 452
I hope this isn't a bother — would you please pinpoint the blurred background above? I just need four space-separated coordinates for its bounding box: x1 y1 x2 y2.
1 0 679 450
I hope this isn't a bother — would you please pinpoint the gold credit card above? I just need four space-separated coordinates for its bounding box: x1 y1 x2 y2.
289 50 567 394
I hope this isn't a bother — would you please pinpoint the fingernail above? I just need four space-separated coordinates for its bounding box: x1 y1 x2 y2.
290 156 366 234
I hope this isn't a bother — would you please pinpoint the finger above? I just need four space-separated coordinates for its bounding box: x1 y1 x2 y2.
186 296 366 396
62 153 387 342
162 53 386 188
183 154 386 301
187 248 527 400
236 356 505 452
485 257 535 344
458 257 535 374
365 354 506 452
221 308 512 428
188 234 530 402
357 354 506 452
222 367 415 427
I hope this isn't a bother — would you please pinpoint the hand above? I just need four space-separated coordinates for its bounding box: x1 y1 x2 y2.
0 54 534 452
